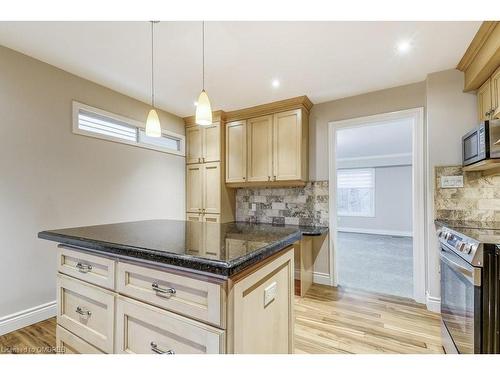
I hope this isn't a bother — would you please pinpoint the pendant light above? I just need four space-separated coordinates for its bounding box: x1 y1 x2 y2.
195 21 213 126
145 21 162 137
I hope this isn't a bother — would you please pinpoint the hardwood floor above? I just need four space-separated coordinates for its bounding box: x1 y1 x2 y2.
295 284 444 354
0 318 57 354
0 285 443 354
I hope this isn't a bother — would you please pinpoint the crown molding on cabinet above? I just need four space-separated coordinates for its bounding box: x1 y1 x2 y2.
183 110 226 127
182 95 313 126
457 21 500 91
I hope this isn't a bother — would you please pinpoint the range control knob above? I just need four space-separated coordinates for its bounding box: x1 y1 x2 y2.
456 241 465 252
464 243 473 254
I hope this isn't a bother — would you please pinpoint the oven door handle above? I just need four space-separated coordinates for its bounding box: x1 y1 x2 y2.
441 251 481 286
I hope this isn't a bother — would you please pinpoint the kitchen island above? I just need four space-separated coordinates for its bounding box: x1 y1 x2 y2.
38 220 327 354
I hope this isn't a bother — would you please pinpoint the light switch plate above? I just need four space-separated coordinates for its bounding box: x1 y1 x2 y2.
264 282 277 307
251 203 257 211
441 175 464 188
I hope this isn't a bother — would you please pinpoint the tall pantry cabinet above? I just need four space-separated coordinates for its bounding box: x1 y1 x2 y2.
184 111 235 223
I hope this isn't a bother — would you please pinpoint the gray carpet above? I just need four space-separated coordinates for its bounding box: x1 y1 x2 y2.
337 232 413 299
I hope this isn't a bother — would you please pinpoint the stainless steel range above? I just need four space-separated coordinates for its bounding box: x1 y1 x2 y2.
436 220 500 354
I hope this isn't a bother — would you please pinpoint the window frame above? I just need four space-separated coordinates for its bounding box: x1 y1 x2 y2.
337 167 376 218
72 101 185 157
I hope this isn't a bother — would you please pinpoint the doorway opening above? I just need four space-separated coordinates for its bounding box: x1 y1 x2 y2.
328 108 425 302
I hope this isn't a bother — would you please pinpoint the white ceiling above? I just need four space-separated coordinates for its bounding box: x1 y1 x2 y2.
336 119 413 159
0 21 480 117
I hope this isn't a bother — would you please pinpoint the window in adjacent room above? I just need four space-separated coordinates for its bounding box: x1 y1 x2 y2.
337 168 375 217
72 101 185 156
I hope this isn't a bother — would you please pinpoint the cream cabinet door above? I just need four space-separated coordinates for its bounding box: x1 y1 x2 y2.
115 296 225 354
273 109 302 181
203 216 221 257
225 120 247 183
247 115 273 182
203 162 221 214
202 122 221 163
186 218 203 256
186 164 203 213
478 79 492 122
186 126 203 164
56 274 115 353
491 68 500 120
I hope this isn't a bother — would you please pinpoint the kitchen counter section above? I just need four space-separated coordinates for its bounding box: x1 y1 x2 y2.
39 220 327 277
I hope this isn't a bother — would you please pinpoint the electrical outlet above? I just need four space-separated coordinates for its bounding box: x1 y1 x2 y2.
264 282 277 307
440 175 464 188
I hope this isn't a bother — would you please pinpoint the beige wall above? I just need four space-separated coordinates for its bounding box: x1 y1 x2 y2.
425 69 477 305
309 81 426 181
0 45 185 321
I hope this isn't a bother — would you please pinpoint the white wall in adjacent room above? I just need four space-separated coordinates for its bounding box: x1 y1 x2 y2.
338 165 413 236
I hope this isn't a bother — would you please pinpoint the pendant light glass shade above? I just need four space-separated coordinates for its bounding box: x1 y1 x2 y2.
195 90 212 126
145 108 162 137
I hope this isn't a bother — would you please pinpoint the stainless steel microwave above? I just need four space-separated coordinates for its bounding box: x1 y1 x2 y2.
462 120 500 166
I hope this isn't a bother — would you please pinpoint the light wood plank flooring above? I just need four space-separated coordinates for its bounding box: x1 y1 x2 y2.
0 285 443 354
0 318 57 354
295 284 443 354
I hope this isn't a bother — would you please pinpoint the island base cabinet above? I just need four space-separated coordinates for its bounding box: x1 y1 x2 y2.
56 274 115 353
56 325 104 354
228 247 294 354
115 296 225 354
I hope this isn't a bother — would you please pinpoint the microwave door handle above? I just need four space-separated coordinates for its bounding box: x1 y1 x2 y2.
441 251 481 286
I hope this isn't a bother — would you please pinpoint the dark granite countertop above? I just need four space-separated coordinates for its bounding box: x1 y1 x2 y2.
38 220 328 277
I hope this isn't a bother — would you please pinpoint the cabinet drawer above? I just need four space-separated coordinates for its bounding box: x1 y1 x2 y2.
115 296 225 354
57 247 116 290
56 325 103 354
116 262 224 327
57 274 115 353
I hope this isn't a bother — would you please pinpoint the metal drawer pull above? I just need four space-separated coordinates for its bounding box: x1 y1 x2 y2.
152 282 176 295
150 342 175 354
76 262 92 273
75 306 92 317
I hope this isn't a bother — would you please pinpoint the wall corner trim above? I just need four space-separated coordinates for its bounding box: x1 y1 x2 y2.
0 301 56 336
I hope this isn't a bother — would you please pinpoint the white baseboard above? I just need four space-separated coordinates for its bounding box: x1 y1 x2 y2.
313 271 332 286
337 227 413 237
426 293 441 313
0 301 57 336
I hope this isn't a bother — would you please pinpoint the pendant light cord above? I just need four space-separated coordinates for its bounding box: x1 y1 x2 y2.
202 21 205 91
151 21 155 108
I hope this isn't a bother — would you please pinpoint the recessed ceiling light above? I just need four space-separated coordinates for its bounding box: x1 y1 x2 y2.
271 79 280 88
397 40 411 53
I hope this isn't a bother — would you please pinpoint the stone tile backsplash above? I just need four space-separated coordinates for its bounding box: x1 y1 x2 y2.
235 181 329 226
434 166 500 223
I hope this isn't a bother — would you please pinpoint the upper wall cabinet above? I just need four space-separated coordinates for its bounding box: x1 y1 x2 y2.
186 122 221 164
247 115 273 182
477 67 500 121
225 120 247 183
491 67 500 119
478 79 493 122
224 96 312 188
273 109 305 181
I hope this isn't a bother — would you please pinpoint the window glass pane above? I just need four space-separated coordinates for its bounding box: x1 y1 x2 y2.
138 129 181 151
337 169 375 217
